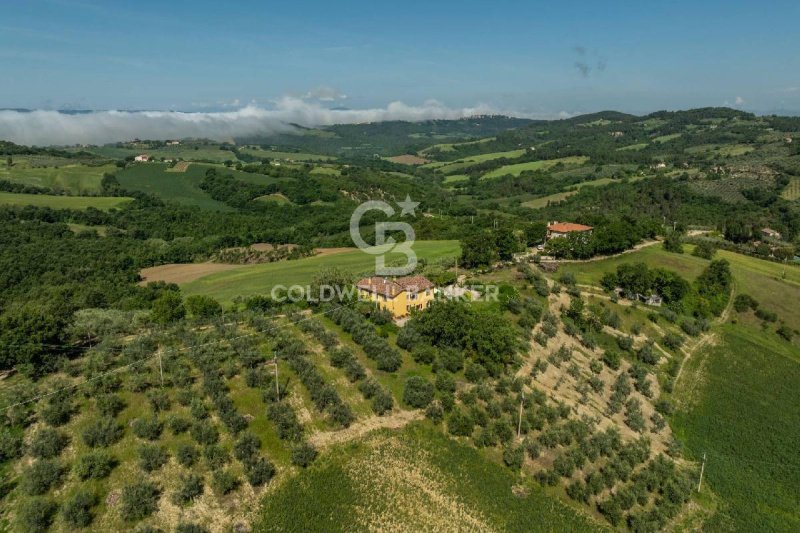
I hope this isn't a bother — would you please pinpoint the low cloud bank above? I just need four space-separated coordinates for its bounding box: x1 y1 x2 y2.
0 97 499 146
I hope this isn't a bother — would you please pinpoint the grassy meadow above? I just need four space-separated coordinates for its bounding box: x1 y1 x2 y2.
116 163 292 210
181 240 461 302
0 192 132 210
481 156 589 179
256 423 607 533
0 159 118 194
672 324 800 532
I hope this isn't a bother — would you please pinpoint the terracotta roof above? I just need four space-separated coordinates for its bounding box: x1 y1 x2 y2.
356 276 434 298
547 222 593 233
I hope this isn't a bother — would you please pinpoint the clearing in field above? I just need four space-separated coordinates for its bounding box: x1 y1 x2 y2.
781 176 800 201
0 160 118 193
481 156 589 179
0 191 132 210
422 149 527 174
139 262 248 285
166 161 191 172
385 154 430 165
181 240 461 302
116 163 292 210
256 423 605 533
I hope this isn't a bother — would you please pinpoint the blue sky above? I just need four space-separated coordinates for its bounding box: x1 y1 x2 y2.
2 0 800 115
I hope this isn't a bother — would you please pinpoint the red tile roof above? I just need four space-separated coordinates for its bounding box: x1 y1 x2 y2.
356 276 434 298
547 222 593 233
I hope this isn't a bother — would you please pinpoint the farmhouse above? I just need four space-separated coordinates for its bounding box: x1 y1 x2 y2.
356 275 435 318
134 154 151 162
546 221 593 240
761 227 782 240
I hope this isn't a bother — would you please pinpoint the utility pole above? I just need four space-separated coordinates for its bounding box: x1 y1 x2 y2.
270 359 280 401
697 452 706 492
517 392 525 440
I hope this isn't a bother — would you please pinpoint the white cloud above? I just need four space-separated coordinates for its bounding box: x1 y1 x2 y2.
735 96 745 106
302 86 347 102
0 98 501 145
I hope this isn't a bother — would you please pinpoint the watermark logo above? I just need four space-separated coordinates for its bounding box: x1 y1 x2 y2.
350 195 419 276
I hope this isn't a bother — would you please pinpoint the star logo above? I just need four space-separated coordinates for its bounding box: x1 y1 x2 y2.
397 195 419 217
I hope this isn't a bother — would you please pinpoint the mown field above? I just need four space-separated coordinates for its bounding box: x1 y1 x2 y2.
238 148 336 162
672 324 800 532
256 423 607 532
481 156 589 179
0 159 117 194
421 149 527 173
782 176 800 201
521 177 621 209
116 163 292 210
181 240 461 302
0 192 132 210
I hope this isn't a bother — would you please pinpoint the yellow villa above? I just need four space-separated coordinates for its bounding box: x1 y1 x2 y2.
356 275 436 318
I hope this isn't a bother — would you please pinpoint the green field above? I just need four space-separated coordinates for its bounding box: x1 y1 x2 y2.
0 192 132 210
422 149 527 173
481 156 589 179
781 176 800 201
257 422 606 532
521 177 620 209
673 324 800 531
443 174 469 184
652 133 682 143
559 246 800 327
116 163 292 210
617 143 648 151
0 159 118 193
182 240 461 302
239 147 335 161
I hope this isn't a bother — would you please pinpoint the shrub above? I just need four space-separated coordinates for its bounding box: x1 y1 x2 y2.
777 324 794 341
211 470 240 495
20 459 65 496
203 444 230 469
167 415 191 435
120 481 160 521
172 473 204 506
75 451 116 480
176 443 199 467
132 416 163 440
371 390 394 416
403 376 435 408
411 345 437 365
502 445 525 470
96 394 126 417
190 421 219 445
17 497 58 533
82 416 124 448
396 324 421 350
290 442 318 468
138 444 169 472
447 409 474 437
29 428 69 459
245 456 276 486
0 428 23 461
755 308 778 322
734 294 759 313
61 490 97 528
602 350 621 370
40 400 73 427
425 400 445 424
233 432 261 462
434 348 464 373
662 333 685 350
147 390 171 413
692 240 717 260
